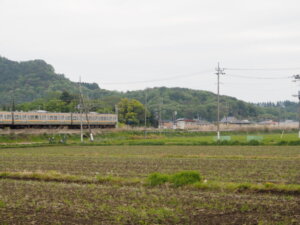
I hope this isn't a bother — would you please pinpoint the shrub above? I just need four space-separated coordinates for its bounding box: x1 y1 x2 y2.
170 171 202 187
247 140 261 146
277 140 288 145
147 173 169 186
288 140 300 145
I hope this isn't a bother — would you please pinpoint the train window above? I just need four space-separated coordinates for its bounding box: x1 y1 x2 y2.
35 115 39 119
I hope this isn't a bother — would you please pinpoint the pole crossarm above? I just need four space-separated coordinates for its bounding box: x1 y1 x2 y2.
293 74 300 80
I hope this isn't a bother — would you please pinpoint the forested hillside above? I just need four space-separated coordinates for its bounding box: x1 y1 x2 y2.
0 56 298 122
123 87 298 121
0 56 114 105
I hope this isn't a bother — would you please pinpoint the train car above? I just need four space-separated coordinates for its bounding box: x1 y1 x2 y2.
0 111 117 128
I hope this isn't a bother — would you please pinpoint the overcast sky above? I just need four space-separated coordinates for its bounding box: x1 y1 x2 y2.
1 0 300 102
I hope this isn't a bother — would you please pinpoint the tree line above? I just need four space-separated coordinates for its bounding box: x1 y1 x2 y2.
0 89 296 127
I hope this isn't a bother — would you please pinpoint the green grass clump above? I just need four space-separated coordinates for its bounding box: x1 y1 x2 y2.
147 171 202 187
170 171 202 187
147 173 169 186
0 200 6 208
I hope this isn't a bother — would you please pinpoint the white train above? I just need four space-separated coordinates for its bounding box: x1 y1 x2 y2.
0 111 117 128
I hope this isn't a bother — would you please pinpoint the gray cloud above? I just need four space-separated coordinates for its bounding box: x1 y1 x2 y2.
0 0 299 102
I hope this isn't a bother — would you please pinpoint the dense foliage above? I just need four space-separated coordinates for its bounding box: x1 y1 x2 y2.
123 87 299 122
0 56 117 106
0 56 298 124
117 98 148 126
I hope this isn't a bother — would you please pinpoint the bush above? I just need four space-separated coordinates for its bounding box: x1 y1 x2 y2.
277 140 288 145
170 171 202 187
147 173 169 186
247 140 261 146
288 140 300 145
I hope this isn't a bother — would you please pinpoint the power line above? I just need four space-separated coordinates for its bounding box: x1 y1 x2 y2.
101 70 213 85
226 74 291 80
226 67 300 71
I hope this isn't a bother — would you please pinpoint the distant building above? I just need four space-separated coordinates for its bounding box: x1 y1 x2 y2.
220 117 238 124
258 120 278 125
280 120 298 125
176 118 210 129
221 117 251 125
161 120 174 129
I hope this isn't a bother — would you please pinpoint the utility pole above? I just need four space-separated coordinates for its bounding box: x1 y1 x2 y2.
293 74 300 138
11 89 15 126
115 104 119 128
84 95 94 142
80 105 84 143
173 111 177 129
145 92 147 128
158 97 163 129
78 78 84 143
78 77 94 142
144 91 147 137
215 62 226 141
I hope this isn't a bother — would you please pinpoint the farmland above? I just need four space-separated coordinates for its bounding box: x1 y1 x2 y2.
0 145 299 224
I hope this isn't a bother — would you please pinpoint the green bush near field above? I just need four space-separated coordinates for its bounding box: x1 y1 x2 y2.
147 171 202 187
147 173 169 186
170 171 202 187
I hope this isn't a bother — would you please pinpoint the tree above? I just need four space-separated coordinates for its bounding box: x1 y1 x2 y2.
60 91 75 104
117 98 147 126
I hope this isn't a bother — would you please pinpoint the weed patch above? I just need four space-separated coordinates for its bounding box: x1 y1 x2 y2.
170 171 202 187
147 173 169 186
147 171 202 187
0 200 6 208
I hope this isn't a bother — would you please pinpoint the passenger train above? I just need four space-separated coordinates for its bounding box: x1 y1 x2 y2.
0 111 117 128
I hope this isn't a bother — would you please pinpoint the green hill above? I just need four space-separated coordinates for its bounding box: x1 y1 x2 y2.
123 87 298 121
0 56 298 122
0 56 115 105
